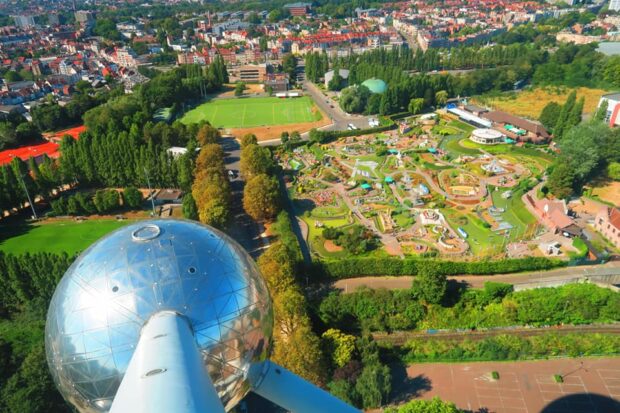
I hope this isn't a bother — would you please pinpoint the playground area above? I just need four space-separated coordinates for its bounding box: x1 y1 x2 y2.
279 114 565 259
402 357 620 413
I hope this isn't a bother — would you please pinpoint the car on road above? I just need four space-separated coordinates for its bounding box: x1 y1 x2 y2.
347 123 358 130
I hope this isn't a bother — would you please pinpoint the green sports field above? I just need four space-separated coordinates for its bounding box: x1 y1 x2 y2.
0 219 138 255
181 96 321 127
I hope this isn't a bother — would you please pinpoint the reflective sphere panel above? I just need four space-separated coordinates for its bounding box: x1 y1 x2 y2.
45 219 273 413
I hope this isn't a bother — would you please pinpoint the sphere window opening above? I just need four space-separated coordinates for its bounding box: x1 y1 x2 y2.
143 368 167 378
188 266 197 274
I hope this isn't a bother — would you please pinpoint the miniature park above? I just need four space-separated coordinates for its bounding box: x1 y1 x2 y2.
277 112 587 261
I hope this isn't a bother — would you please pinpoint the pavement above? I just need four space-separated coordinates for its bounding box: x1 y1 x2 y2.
393 358 620 413
333 261 620 292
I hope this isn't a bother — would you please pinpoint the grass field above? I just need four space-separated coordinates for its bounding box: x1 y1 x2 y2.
474 87 609 119
0 219 137 255
180 96 321 128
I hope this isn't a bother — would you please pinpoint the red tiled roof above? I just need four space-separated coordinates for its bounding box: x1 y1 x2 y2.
608 207 620 230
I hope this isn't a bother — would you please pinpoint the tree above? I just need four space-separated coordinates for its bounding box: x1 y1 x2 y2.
1 345 69 413
240 144 273 178
123 187 142 208
196 144 226 173
282 54 298 83
240 133 257 148
354 363 391 409
196 124 220 145
608 162 620 180
408 98 425 115
435 90 448 106
553 91 576 139
547 162 577 199
243 174 281 221
257 241 296 295
234 82 246 97
322 328 356 369
594 99 609 122
328 70 343 91
281 131 290 146
539 101 562 131
192 179 230 227
339 86 370 114
0 122 17 150
182 193 198 220
384 397 462 413
412 264 447 305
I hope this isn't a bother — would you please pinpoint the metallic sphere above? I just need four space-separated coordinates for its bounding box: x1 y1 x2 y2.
45 219 273 413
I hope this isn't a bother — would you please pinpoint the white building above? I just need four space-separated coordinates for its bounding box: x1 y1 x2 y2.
470 128 505 145
610 0 620 12
598 93 620 127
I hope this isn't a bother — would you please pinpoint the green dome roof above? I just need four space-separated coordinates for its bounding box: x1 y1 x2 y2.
361 78 387 94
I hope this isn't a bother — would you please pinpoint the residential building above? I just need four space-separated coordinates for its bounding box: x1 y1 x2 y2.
481 110 551 143
12 15 36 29
594 206 620 248
285 3 312 17
75 11 96 27
228 64 268 82
525 196 582 237
611 0 620 12
598 93 620 127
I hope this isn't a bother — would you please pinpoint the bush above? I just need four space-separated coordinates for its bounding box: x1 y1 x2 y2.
491 371 500 380
123 187 142 209
312 256 564 279
554 374 563 383
401 333 620 363
319 283 619 333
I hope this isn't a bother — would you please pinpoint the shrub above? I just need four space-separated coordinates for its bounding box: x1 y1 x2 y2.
554 374 563 383
491 371 500 380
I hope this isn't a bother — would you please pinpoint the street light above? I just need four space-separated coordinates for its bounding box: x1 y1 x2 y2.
143 167 156 216
17 172 37 220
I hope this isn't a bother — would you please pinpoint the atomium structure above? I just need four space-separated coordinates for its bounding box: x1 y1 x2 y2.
45 219 359 413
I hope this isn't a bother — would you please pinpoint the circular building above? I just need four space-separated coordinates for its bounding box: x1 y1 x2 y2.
45 220 272 413
361 78 387 94
470 128 505 145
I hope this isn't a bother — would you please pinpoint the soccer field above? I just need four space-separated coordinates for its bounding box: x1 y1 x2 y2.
181 96 321 127
0 219 137 255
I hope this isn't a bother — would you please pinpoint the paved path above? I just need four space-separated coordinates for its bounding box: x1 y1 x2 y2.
373 323 620 345
333 261 620 292
392 358 620 413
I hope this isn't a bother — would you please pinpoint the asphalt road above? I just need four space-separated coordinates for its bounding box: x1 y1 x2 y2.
220 136 267 258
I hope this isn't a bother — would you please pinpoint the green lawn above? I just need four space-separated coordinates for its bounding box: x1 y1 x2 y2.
0 219 138 255
442 208 505 256
180 96 320 127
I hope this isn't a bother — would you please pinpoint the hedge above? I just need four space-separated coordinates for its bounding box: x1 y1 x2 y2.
395 332 620 363
309 122 397 144
309 256 565 279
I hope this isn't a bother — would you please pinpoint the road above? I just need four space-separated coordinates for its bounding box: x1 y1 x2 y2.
333 260 620 292
302 81 374 130
220 136 268 258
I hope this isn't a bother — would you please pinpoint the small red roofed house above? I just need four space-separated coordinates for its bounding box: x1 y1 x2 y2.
525 195 582 237
594 207 620 249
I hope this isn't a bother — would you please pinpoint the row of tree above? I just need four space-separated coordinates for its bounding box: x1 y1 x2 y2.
191 125 231 228
239 134 281 222
49 188 142 216
538 90 584 139
318 282 618 335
